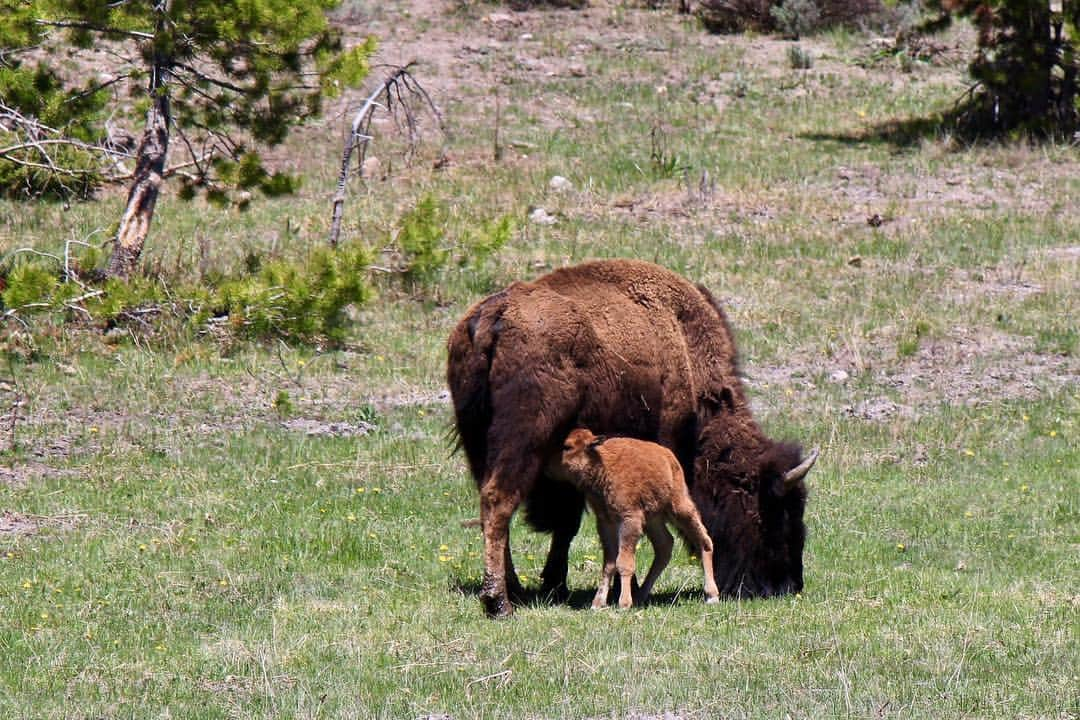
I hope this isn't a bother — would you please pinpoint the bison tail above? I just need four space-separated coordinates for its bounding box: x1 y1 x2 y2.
446 290 509 485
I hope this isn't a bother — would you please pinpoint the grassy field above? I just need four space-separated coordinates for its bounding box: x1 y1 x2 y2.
1 1 1078 718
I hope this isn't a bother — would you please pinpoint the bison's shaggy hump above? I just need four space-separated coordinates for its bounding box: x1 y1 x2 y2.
448 258 816 617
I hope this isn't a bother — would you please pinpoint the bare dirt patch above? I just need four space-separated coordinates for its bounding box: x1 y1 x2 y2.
750 324 1078 420
280 418 376 437
0 509 82 538
0 462 78 489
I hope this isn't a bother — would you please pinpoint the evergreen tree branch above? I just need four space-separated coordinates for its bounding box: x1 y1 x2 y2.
33 19 154 40
173 61 250 95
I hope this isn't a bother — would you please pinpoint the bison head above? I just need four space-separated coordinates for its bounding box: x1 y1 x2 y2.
692 415 817 598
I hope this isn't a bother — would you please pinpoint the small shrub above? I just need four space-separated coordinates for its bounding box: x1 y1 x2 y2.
1 260 58 310
772 0 821 38
460 215 514 267
394 196 449 286
215 241 375 344
696 0 774 32
696 0 885 34
2 242 375 347
787 44 815 69
273 390 294 417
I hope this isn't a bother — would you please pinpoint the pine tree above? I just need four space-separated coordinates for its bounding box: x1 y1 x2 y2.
0 0 374 277
924 0 1079 135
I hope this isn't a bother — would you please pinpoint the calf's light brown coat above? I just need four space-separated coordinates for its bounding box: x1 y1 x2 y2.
554 429 720 608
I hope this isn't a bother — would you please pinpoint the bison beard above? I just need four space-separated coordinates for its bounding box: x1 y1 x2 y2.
447 259 817 617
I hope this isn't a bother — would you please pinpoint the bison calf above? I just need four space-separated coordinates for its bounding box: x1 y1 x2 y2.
553 429 720 609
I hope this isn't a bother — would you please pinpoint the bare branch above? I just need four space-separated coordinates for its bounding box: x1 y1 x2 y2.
63 72 135 105
0 137 133 159
328 63 444 247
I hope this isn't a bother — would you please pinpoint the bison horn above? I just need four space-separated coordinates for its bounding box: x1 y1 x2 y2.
783 447 819 490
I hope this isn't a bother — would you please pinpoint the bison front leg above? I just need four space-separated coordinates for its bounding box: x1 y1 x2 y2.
538 495 585 602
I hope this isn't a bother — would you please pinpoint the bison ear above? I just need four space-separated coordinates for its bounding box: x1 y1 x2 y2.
782 447 819 492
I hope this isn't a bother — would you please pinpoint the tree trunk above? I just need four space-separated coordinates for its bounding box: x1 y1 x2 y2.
107 70 170 279
106 7 172 280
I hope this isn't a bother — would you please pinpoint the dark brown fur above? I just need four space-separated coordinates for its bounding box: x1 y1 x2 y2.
447 259 814 617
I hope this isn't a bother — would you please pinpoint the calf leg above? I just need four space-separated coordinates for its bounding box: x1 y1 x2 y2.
671 497 720 604
592 511 619 609
638 518 674 605
616 514 644 609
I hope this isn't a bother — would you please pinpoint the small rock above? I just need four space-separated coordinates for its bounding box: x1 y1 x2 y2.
361 156 381 179
847 255 863 267
829 370 849 384
867 213 884 227
514 55 538 71
281 418 374 438
484 12 520 27
568 63 587 78
529 207 558 226
548 175 574 193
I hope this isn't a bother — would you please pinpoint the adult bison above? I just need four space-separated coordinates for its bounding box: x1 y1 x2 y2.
447 259 817 617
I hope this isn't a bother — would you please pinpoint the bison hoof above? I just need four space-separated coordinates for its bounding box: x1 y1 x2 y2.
480 573 514 618
483 597 514 618
705 595 720 605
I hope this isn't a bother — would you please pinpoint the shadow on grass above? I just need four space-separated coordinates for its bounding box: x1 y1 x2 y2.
802 106 1075 151
800 114 956 151
451 577 715 611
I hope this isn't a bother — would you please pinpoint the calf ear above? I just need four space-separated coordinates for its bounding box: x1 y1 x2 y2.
588 435 606 450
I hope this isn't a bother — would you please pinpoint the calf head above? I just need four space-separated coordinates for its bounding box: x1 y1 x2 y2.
692 416 817 598
559 428 604 476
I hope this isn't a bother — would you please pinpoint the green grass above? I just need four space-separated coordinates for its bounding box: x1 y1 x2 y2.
2 388 1076 718
2 3 1080 718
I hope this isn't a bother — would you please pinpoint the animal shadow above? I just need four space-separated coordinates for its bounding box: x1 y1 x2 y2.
450 576 715 611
